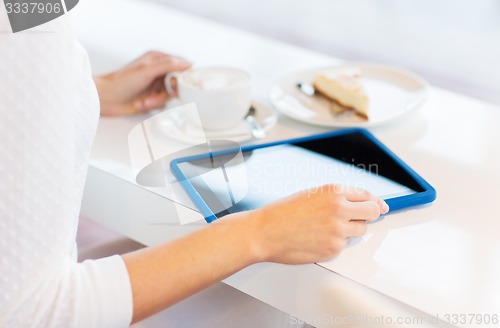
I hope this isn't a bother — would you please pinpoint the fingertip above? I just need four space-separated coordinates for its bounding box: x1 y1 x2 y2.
134 98 146 113
144 58 192 79
178 61 193 70
381 200 390 214
166 56 192 68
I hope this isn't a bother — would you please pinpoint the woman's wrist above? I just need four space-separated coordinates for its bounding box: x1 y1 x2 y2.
221 209 271 265
93 74 117 116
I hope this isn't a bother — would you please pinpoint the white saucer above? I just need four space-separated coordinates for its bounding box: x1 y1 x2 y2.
156 101 277 144
270 62 429 128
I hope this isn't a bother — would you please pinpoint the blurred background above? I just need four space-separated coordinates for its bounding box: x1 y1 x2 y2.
153 0 500 105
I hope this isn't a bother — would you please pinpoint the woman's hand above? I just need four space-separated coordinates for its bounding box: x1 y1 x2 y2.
94 51 191 116
235 184 389 264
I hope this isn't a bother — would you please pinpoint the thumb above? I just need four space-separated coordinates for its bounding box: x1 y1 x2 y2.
142 58 192 81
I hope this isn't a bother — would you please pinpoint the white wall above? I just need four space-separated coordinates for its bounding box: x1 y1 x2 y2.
154 0 500 105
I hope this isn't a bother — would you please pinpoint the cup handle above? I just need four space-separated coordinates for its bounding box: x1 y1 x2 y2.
165 72 179 97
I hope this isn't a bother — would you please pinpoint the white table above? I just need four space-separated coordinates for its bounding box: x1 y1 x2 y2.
72 1 500 327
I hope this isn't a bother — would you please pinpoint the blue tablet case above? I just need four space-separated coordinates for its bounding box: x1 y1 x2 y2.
170 128 436 223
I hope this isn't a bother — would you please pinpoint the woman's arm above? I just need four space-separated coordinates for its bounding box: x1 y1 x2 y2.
123 185 389 323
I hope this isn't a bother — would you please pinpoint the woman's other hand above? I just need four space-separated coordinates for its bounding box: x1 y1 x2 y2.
94 51 191 116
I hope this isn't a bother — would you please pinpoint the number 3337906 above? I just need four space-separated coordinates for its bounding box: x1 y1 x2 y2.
5 2 62 14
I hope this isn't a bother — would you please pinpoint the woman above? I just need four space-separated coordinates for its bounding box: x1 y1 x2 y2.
0 11 388 327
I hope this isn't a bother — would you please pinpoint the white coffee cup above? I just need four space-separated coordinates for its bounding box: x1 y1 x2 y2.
165 67 252 131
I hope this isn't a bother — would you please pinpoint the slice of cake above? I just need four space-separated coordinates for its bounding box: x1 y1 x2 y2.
312 67 369 119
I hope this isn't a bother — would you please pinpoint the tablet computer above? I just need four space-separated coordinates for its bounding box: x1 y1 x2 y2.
170 128 436 223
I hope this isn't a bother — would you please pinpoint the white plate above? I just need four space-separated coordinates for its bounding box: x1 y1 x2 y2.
155 101 277 144
270 63 429 128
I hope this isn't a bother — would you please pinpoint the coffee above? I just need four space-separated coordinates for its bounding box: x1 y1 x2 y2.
181 68 249 91
166 67 252 131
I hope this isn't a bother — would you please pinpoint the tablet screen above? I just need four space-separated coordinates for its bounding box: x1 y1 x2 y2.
172 130 432 220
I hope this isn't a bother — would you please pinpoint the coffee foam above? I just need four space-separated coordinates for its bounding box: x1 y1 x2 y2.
181 68 249 91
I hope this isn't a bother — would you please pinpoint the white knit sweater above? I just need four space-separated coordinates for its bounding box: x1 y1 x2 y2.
0 8 133 328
